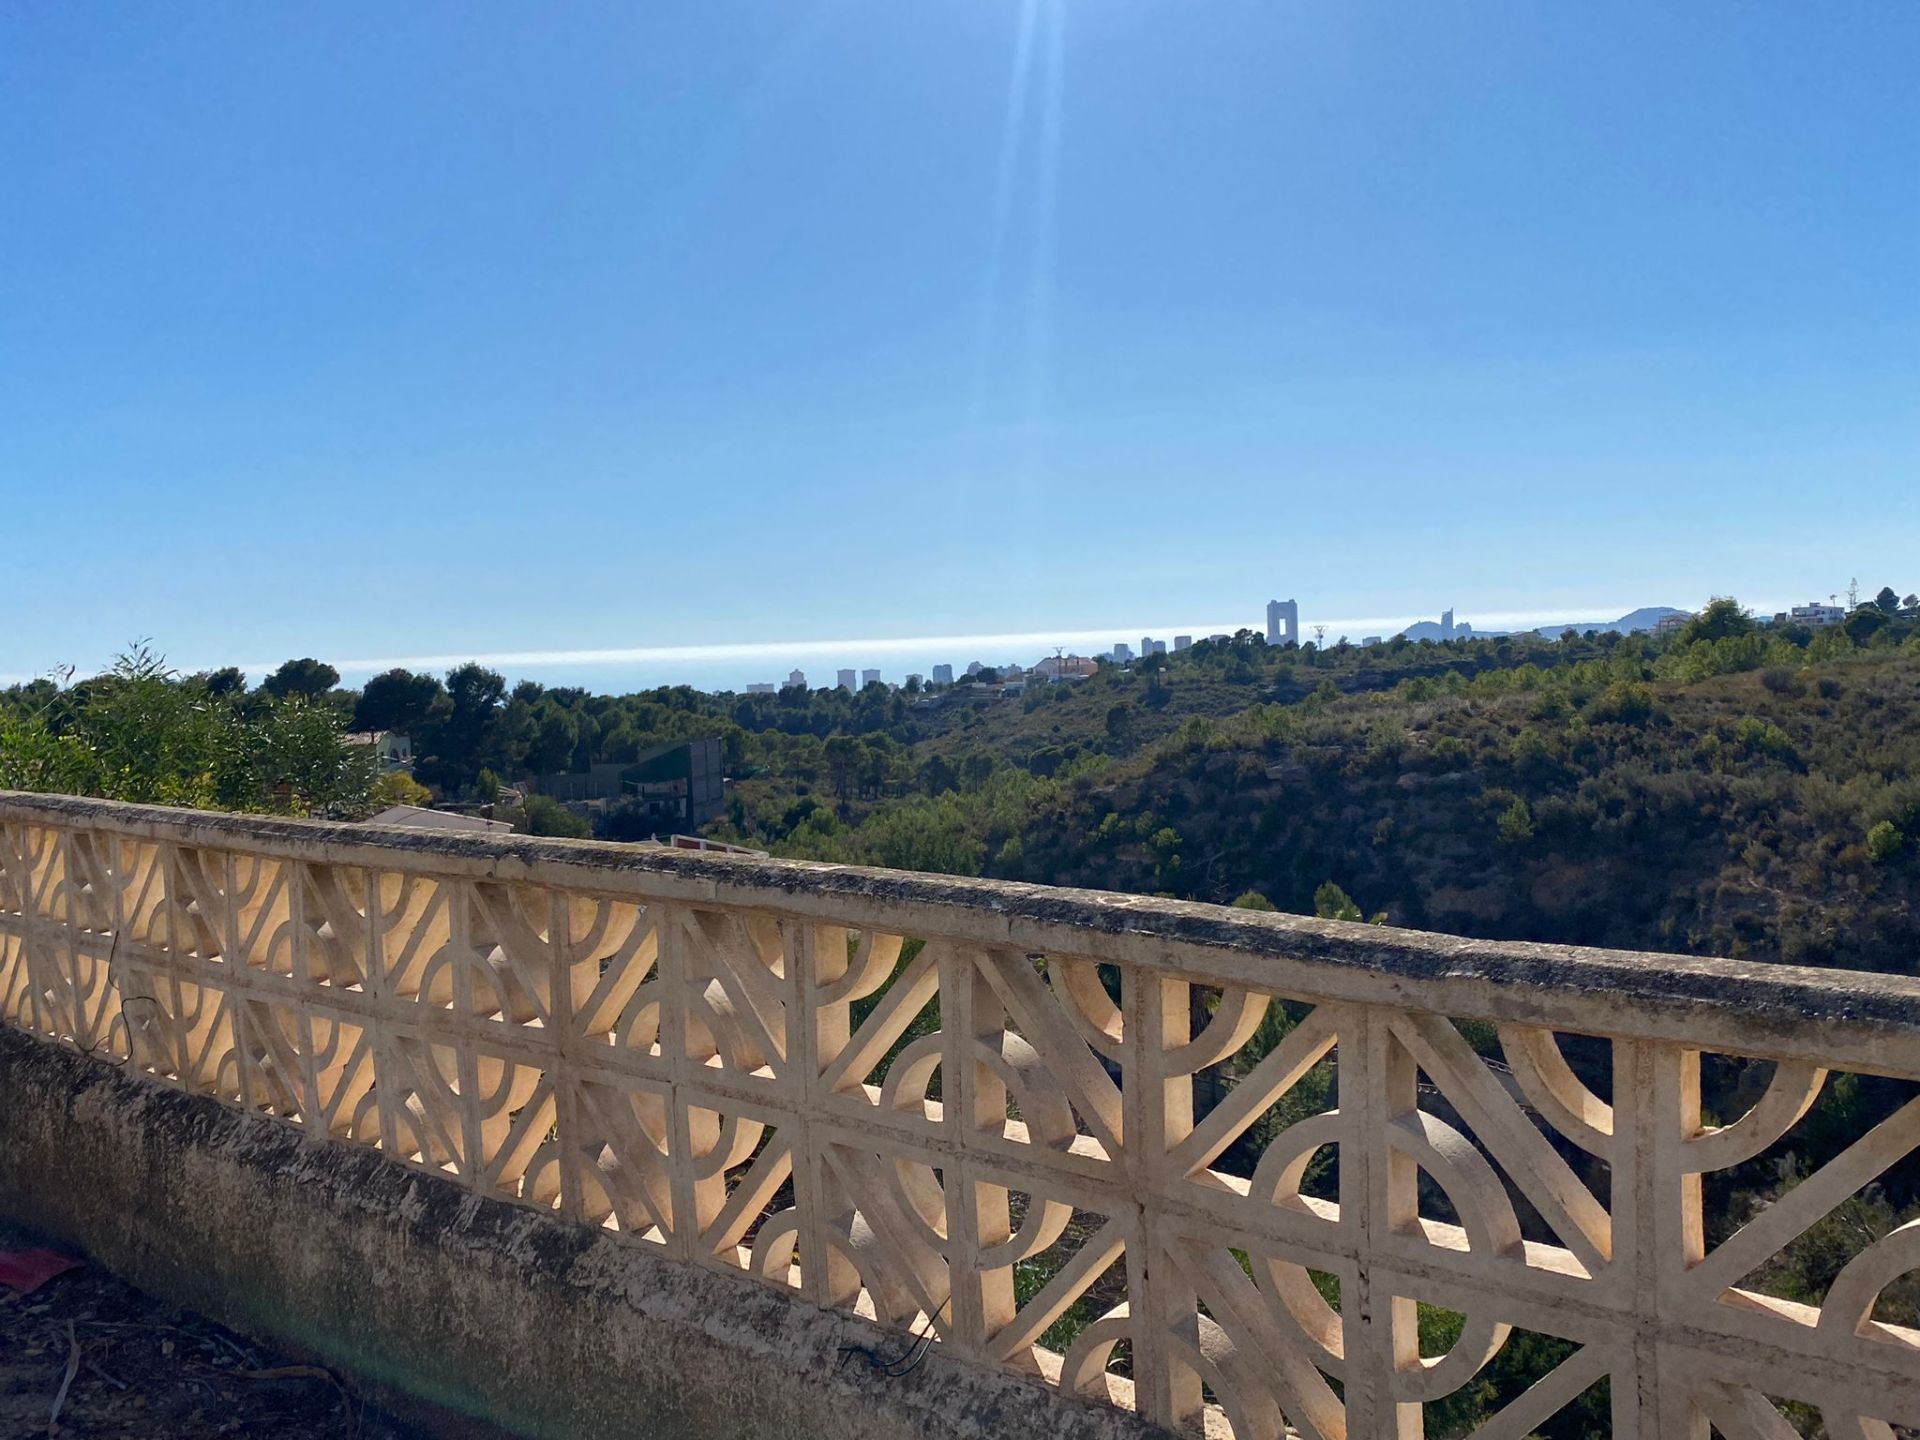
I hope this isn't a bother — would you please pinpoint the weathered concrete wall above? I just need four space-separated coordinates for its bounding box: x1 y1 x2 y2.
7 792 1920 1439
0 1026 1167 1440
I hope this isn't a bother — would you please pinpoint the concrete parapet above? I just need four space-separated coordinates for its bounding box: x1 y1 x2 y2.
0 1025 1165 1440
3 792 1918 1439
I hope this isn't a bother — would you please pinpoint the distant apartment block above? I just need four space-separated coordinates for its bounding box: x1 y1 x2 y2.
1111 642 1133 663
1782 602 1846 628
1174 635 1192 651
1652 612 1693 638
837 669 856 692
1035 655 1098 682
746 682 777 695
966 661 983 676
1151 639 1167 656
1140 636 1155 657
1266 598 1300 646
861 668 881 688
787 669 806 688
931 663 954 685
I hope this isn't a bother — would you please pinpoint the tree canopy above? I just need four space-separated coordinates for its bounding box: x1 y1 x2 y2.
263 656 341 699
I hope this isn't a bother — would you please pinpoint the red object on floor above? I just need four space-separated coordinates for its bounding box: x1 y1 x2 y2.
0 1248 82 1294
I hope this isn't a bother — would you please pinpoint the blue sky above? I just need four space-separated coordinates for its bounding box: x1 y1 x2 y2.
3 2 1916 690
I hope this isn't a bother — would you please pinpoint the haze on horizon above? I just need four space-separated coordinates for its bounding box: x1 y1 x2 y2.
3 3 1915 686
0 599 1772 694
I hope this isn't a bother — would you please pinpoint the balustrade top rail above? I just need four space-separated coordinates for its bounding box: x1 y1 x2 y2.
3 791 1918 1440
3 792 1916 1076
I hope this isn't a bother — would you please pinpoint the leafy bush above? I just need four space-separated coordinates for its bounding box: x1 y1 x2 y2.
1 646 375 816
1496 796 1535 845
521 794 592 837
1866 820 1905 863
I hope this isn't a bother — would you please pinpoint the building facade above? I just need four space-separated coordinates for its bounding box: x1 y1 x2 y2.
1785 602 1846 628
1265 598 1300 646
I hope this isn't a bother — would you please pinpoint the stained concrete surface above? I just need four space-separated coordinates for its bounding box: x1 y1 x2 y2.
0 1027 1172 1440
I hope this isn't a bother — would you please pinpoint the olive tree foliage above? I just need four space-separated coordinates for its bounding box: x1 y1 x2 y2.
0 644 377 817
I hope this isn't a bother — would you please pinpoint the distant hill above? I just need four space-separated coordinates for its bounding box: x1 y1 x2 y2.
1396 606 1686 642
1594 605 1689 633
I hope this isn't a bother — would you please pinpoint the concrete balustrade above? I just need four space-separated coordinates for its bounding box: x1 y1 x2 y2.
2 791 1917 1439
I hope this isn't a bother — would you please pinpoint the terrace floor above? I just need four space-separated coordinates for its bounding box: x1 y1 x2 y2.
0 1220 429 1439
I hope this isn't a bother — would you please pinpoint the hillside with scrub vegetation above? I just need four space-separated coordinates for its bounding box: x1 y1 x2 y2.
715 597 1920 977
4 595 1920 1437
6 598 1919 977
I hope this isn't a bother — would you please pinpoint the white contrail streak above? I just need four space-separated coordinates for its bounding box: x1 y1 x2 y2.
0 608 1651 686
223 608 1621 678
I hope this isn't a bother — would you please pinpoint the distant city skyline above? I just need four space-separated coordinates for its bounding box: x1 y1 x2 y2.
0 594 1835 694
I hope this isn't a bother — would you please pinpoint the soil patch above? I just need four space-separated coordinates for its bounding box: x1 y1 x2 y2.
0 1220 430 1439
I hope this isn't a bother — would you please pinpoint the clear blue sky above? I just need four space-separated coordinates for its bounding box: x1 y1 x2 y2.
4 2 1916 689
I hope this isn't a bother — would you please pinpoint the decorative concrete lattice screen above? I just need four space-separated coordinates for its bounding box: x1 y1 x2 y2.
2 794 1918 1440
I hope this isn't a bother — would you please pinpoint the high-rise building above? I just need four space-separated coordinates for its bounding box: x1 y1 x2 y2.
787 669 806 689
1151 640 1168 656
1111 642 1133 663
837 669 856 692
1140 636 1155 657
861 669 881 688
932 663 954 686
1174 635 1192 652
746 682 776 695
1266 599 1300 647
966 661 983 676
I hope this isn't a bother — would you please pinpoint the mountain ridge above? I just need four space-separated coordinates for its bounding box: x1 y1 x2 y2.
1396 605 1686 643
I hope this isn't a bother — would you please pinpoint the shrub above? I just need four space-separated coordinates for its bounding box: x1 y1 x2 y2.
522 794 592 838
1496 796 1535 845
1866 820 1905 863
1586 681 1657 725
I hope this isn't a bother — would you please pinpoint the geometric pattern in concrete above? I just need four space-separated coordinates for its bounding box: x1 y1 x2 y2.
2 795 1917 1439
